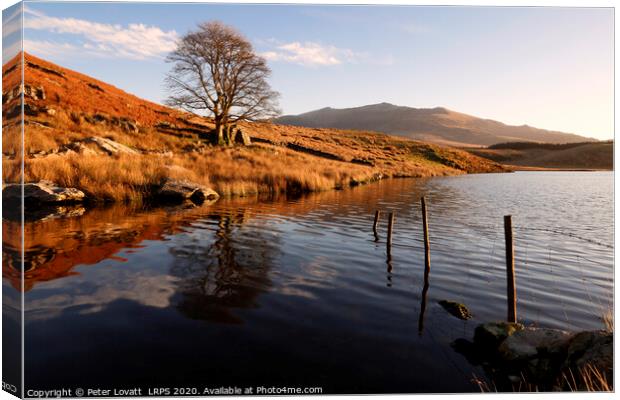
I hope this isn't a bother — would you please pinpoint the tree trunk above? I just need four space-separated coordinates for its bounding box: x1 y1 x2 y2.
214 118 225 146
224 125 232 146
223 122 236 146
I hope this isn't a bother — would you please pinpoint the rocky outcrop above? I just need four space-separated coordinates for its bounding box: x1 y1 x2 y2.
64 142 100 156
156 179 219 205
234 129 252 146
84 136 138 155
26 137 138 159
2 84 45 104
87 82 104 92
3 181 85 204
81 113 139 133
26 60 65 78
5 103 57 119
459 322 613 391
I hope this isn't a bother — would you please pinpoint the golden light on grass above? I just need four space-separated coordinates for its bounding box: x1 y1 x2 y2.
563 364 612 392
1 52 506 202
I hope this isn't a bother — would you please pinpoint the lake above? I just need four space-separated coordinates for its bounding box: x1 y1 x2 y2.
4 171 613 393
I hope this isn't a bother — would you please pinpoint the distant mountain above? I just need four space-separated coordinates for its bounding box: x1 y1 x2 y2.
275 103 593 147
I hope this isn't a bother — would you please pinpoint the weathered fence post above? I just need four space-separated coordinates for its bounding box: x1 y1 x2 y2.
373 210 381 241
504 215 517 323
387 212 395 256
418 257 431 335
418 197 432 335
421 197 431 273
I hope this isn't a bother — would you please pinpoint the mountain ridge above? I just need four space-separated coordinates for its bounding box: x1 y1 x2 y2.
275 102 593 147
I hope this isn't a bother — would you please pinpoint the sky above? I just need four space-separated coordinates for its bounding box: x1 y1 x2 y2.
4 2 614 139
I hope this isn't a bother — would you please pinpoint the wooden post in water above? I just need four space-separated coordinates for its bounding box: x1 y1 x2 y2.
504 215 517 323
421 197 431 273
387 212 395 256
373 210 381 240
419 197 432 335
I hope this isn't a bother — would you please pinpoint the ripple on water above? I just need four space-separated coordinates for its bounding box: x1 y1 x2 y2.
12 171 613 392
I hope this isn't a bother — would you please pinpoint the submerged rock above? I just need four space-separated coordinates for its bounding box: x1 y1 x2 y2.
156 179 219 204
438 300 472 320
3 180 85 204
474 321 524 350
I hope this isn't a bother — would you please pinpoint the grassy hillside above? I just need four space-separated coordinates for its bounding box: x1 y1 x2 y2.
2 53 507 202
468 141 613 170
275 103 592 147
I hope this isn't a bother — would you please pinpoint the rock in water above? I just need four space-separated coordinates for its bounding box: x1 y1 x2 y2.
157 179 219 204
563 330 612 385
3 180 85 204
498 327 574 362
438 300 472 320
474 321 524 350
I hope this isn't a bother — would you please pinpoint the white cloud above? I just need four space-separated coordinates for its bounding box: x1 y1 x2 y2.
23 7 178 60
23 39 84 59
3 5 22 38
261 41 362 67
3 5 22 63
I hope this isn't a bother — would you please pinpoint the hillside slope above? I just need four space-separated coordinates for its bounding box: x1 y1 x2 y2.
2 53 506 202
468 141 613 170
275 103 592 147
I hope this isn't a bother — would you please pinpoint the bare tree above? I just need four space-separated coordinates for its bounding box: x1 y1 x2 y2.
165 21 280 146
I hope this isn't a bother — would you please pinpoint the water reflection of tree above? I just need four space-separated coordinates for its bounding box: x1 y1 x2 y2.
169 209 279 324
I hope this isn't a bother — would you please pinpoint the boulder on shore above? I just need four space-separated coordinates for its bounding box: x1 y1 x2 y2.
3 180 85 204
563 330 613 385
498 327 574 361
156 179 219 204
467 323 613 391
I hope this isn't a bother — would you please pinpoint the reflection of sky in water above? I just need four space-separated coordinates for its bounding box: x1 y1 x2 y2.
19 172 613 331
25 240 178 320
13 172 613 392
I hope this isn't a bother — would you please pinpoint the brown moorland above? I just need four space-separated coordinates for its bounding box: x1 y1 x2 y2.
467 141 613 170
2 53 507 202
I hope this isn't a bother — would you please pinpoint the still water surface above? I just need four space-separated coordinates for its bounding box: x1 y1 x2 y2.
6 171 613 393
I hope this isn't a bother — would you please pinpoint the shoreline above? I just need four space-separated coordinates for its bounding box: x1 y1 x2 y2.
505 165 613 172
7 166 611 210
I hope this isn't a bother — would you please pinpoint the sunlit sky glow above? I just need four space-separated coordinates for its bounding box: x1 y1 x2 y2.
8 2 615 139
